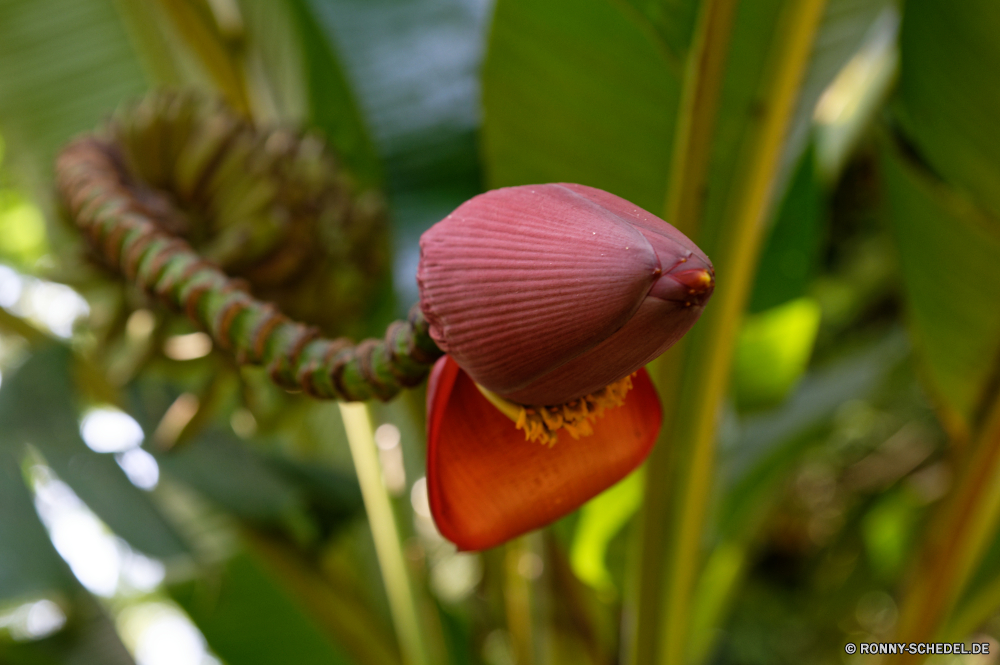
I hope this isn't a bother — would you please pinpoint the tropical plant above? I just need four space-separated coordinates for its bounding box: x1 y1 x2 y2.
1 0 998 664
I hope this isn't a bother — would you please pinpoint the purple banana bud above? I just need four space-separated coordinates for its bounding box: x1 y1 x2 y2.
417 183 714 405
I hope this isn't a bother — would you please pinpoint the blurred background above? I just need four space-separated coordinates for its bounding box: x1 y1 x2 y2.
1 0 999 663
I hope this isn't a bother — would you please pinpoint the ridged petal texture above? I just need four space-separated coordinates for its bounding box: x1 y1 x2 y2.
503 296 700 404
559 183 707 266
418 183 714 405
419 184 657 397
426 356 662 551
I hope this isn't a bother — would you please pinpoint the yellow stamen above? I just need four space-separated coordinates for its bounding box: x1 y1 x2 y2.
475 374 636 446
476 382 523 421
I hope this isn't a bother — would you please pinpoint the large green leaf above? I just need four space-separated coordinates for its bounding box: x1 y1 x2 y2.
895 0 1000 222
0 346 188 560
155 427 363 534
122 380 362 536
886 3 1000 635
0 590 137 665
0 0 146 184
881 140 1000 432
747 145 824 314
303 0 486 310
171 550 361 665
283 0 383 187
0 451 74 603
620 0 699 68
263 455 364 527
482 0 680 212
698 0 890 254
482 0 889 234
154 431 307 524
305 0 484 191
887 0 1000 433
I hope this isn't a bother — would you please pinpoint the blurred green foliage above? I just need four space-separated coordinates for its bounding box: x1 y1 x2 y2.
0 0 999 664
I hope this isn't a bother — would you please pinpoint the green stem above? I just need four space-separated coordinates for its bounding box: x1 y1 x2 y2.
154 0 252 114
627 0 739 660
504 533 547 665
340 402 431 665
946 565 1000 645
245 529 404 665
627 347 684 665
890 392 1000 659
661 0 740 237
633 2 829 663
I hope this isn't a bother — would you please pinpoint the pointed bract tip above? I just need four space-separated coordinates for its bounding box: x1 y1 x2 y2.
418 183 715 404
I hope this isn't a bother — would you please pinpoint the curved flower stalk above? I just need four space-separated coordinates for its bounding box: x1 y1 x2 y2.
55 93 443 665
418 184 715 550
56 95 714 551
56 109 442 402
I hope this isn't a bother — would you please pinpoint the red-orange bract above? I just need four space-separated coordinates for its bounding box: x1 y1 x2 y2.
418 183 714 550
427 356 662 551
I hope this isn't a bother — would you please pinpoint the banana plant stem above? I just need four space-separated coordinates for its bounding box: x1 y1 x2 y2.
662 0 740 238
890 392 1000 660
627 0 738 662
634 1 829 663
339 402 431 665
662 3 828 661
505 535 544 665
